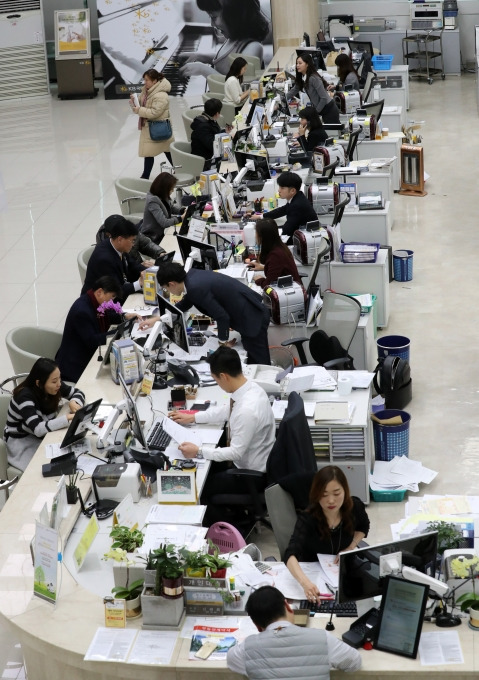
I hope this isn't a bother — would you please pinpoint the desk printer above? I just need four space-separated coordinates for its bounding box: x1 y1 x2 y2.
93 463 142 503
262 276 306 325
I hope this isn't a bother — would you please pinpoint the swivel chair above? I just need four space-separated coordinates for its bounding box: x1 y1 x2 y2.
207 73 226 95
0 383 26 490
282 292 361 368
114 177 150 222
77 245 95 285
5 326 63 374
182 107 226 143
201 93 236 126
170 141 206 180
362 99 385 124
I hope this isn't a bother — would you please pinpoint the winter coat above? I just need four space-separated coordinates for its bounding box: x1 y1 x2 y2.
137 78 174 158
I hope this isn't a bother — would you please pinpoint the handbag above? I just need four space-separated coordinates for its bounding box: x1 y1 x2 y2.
373 355 412 410
148 119 172 141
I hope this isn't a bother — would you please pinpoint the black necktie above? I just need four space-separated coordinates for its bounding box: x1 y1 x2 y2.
121 255 128 281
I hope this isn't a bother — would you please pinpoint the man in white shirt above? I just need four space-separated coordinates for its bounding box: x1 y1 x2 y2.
171 346 275 523
227 586 361 680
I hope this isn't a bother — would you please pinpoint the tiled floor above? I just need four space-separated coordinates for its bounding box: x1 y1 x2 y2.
0 72 477 673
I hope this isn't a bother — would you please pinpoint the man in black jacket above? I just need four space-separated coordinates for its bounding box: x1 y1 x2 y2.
82 215 145 303
191 98 229 170
154 262 271 365
252 171 317 244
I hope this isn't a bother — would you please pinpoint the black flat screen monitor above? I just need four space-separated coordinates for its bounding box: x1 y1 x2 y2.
118 373 149 450
338 531 438 604
207 229 231 252
234 151 271 181
348 40 374 63
296 48 327 73
60 399 103 449
157 293 190 354
100 318 135 368
176 234 220 270
374 576 429 659
316 40 335 56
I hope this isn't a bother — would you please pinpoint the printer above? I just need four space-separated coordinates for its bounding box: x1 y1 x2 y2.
262 276 306 325
93 463 142 503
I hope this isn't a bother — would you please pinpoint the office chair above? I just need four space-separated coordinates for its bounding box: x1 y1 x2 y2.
206 73 226 95
114 177 150 221
0 392 23 492
345 128 361 163
170 141 206 181
77 245 95 285
362 99 385 124
361 71 376 104
281 291 361 369
5 326 63 375
322 158 340 180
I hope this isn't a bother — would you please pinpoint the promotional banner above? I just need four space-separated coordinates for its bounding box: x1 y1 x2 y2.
34 522 59 604
97 0 273 99
55 9 91 60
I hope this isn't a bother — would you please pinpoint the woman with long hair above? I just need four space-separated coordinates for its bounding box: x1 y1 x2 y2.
4 358 85 471
295 107 328 151
249 218 302 289
284 466 370 602
130 68 174 180
224 57 250 112
140 172 183 245
334 53 360 92
180 0 269 78
288 53 340 125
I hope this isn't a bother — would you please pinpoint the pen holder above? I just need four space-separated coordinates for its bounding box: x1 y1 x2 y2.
66 486 78 504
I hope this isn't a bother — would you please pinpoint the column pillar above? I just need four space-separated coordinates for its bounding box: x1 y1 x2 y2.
271 0 319 50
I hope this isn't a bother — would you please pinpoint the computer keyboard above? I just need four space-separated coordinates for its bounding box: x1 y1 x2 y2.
146 419 172 450
299 600 358 617
188 334 207 347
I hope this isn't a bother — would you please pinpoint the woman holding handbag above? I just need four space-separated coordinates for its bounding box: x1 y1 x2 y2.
130 68 174 180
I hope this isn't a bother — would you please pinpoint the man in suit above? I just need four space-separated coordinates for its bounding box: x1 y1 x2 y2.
156 262 271 364
252 171 317 243
82 215 145 303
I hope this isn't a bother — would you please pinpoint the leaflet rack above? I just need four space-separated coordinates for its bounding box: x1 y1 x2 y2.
402 29 445 84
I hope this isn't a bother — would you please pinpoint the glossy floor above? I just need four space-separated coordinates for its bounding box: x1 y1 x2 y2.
0 74 477 671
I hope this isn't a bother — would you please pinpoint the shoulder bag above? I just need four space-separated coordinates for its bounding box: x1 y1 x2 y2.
148 119 172 141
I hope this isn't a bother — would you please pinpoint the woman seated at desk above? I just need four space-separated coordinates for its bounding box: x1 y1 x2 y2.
223 57 251 114
284 466 370 602
330 53 360 93
4 358 85 472
247 218 303 289
295 107 328 152
140 172 184 245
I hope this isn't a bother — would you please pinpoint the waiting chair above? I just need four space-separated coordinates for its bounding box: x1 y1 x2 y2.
114 177 150 221
170 141 206 180
228 53 263 80
206 522 246 553
5 326 63 374
362 99 385 124
201 93 236 125
207 73 226 95
77 245 95 285
182 107 226 143
282 292 361 368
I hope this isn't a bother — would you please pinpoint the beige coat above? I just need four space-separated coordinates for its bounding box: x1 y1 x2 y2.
137 78 174 158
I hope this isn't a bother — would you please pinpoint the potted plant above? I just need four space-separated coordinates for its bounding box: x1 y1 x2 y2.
103 547 144 619
141 544 185 628
180 547 211 578
109 524 144 552
451 556 479 628
207 540 232 579
107 526 145 589
426 520 463 557
66 472 79 504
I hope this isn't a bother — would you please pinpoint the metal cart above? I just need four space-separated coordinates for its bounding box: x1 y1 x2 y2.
402 30 445 84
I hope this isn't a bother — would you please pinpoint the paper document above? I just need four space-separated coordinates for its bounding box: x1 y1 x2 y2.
84 628 137 662
145 504 206 525
317 554 339 589
128 630 178 665
419 631 464 666
292 366 336 390
77 453 107 476
284 373 314 394
140 524 207 555
271 400 316 420
162 416 203 446
337 371 374 389
45 439 92 459
314 401 351 423
270 562 330 600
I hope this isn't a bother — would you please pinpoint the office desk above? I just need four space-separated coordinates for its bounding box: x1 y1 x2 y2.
321 201 393 247
381 105 404 131
354 137 402 192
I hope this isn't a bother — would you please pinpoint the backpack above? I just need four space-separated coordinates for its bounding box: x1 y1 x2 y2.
373 355 412 409
309 330 354 369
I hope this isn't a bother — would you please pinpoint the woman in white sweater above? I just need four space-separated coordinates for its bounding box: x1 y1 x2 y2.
224 57 250 114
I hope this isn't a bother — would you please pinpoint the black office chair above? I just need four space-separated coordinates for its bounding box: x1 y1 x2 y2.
322 158 340 180
345 128 361 162
282 291 362 369
362 99 385 124
207 391 316 537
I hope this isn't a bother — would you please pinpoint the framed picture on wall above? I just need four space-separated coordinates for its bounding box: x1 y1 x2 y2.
158 471 197 505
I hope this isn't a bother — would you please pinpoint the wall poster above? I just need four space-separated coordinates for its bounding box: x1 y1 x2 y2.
54 8 91 60
97 0 273 99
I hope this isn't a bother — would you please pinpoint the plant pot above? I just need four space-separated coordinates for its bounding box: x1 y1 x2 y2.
469 606 479 630
66 486 78 504
125 595 142 619
141 587 185 628
112 555 145 589
162 575 184 600
144 569 156 588
186 566 207 578
210 568 227 579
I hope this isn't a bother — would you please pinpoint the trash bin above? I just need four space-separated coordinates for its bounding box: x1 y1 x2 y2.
377 335 410 362
373 409 411 461
393 250 413 282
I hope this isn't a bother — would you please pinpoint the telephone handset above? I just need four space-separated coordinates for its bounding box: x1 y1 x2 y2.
167 359 200 386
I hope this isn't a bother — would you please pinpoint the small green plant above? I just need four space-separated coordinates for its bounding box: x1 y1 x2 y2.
111 578 144 602
150 544 185 596
451 556 479 612
109 525 144 552
426 520 463 555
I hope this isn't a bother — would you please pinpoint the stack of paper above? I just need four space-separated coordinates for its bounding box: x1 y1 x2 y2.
292 366 337 391
370 457 437 493
314 401 355 424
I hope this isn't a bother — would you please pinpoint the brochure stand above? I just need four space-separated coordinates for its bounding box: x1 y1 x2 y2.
54 9 97 99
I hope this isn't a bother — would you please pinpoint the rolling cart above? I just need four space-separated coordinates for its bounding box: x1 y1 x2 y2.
402 30 445 84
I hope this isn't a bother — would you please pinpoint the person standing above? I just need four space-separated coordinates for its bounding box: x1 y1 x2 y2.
130 68 174 180
289 53 340 125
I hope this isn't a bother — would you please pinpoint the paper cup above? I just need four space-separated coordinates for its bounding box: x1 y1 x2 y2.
338 376 352 396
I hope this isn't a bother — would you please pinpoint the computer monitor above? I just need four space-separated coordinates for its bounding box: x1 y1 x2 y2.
295 48 327 73
118 373 149 450
374 575 429 659
234 150 271 181
100 317 135 369
176 234 220 271
347 40 374 64
245 99 259 127
316 40 335 57
338 531 438 604
157 293 190 354
232 125 253 147
59 399 103 449
207 229 232 252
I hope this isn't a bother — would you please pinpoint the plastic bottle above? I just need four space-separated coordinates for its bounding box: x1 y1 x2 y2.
230 236 236 256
